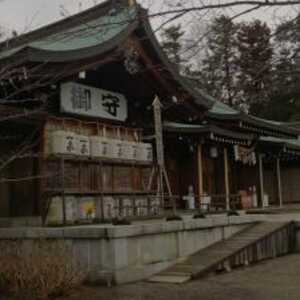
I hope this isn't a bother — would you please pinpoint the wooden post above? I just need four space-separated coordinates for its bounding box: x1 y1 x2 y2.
38 121 46 220
61 156 66 225
153 96 165 209
276 158 283 208
197 144 204 209
152 96 175 214
259 154 265 208
96 161 105 222
224 148 230 210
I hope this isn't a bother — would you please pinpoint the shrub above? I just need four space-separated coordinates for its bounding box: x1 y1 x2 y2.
193 212 206 219
112 217 131 226
166 215 183 221
0 240 85 300
227 210 240 216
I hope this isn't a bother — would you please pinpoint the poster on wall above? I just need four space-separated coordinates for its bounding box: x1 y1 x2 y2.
60 82 128 121
78 198 96 220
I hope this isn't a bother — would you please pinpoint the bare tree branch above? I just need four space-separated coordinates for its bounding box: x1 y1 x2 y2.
148 1 300 19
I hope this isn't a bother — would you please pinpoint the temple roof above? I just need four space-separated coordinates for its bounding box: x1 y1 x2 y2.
0 0 215 110
0 2 138 62
260 136 300 152
258 136 300 161
207 100 300 139
1 0 299 135
164 121 252 146
208 100 239 116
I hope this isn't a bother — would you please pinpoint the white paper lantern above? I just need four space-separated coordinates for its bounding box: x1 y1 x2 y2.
51 131 77 155
210 146 218 158
76 134 90 156
90 136 111 158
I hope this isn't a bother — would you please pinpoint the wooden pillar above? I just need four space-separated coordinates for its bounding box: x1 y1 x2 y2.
224 148 230 210
60 156 66 225
38 122 46 219
96 161 105 222
276 158 283 208
258 154 264 208
197 144 204 208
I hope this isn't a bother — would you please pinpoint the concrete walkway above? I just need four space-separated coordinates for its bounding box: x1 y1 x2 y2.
63 254 300 300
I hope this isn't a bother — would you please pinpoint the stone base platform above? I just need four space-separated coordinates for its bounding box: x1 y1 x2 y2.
0 214 264 284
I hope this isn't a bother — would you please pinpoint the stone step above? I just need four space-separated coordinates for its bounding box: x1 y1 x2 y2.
148 274 191 284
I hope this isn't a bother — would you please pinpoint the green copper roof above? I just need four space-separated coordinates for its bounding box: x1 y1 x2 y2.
0 1 215 110
260 136 287 144
209 100 239 115
0 6 137 60
0 46 23 60
206 100 299 138
251 116 283 126
163 121 252 141
31 8 136 51
164 121 206 130
260 136 300 151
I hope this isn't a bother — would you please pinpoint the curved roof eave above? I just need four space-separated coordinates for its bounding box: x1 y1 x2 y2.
260 136 300 153
0 0 118 51
0 4 139 64
241 114 300 137
163 121 253 141
18 22 138 63
207 104 299 137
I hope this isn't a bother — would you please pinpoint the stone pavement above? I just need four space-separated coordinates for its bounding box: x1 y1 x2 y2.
63 253 300 300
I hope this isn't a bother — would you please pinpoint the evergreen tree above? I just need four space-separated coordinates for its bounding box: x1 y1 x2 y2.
159 15 300 121
235 20 273 115
266 15 300 122
200 15 238 107
161 24 185 71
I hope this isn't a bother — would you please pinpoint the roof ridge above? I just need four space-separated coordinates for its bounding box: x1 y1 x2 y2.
0 0 130 52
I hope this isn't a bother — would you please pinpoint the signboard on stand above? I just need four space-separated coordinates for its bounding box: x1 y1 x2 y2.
60 82 128 121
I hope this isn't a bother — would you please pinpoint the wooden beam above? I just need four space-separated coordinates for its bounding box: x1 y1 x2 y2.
276 158 283 208
258 154 265 208
33 55 117 88
224 148 230 210
197 144 204 208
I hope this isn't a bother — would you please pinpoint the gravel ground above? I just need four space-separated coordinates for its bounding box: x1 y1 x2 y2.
65 254 300 300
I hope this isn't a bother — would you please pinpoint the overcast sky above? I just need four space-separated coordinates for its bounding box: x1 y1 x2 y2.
0 0 297 37
0 0 99 35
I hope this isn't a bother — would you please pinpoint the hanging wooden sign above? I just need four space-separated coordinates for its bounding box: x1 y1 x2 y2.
60 82 128 121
